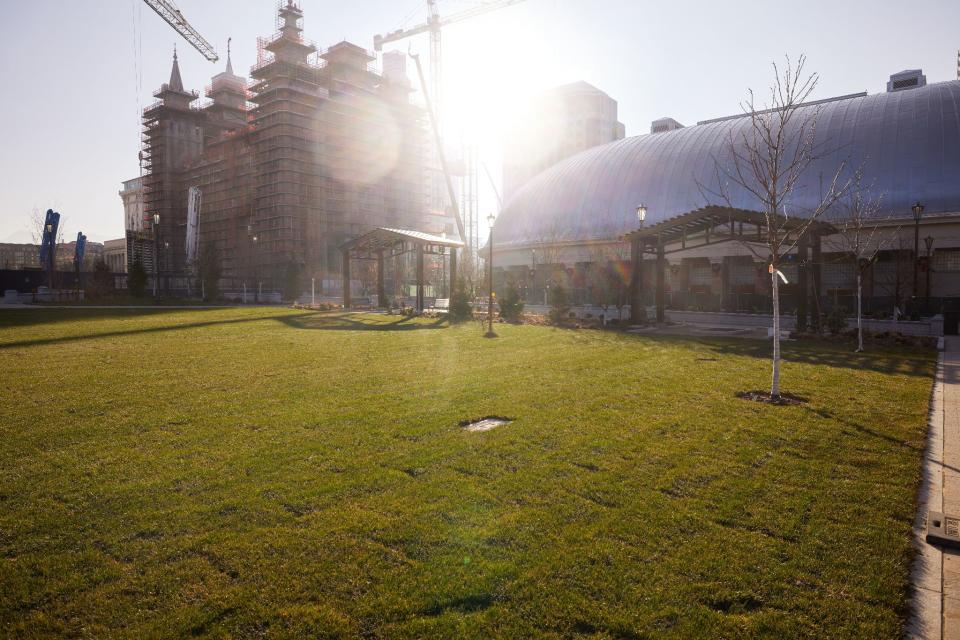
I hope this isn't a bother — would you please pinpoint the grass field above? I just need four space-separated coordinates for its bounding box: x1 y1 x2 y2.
0 308 936 638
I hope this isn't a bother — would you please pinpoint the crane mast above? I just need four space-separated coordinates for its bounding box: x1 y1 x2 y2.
374 0 527 127
142 0 218 62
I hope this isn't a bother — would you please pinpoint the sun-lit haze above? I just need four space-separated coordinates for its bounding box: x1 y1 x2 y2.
1 0 959 242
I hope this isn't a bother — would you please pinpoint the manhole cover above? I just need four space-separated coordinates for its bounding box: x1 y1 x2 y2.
461 417 512 432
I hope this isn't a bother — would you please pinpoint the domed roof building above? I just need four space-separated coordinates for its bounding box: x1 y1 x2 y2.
491 72 960 332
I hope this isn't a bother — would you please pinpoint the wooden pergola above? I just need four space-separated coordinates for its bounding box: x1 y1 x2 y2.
339 228 464 311
623 206 836 329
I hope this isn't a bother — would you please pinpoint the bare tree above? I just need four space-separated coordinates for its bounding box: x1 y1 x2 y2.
704 55 849 399
865 230 915 321
834 169 898 352
29 206 66 246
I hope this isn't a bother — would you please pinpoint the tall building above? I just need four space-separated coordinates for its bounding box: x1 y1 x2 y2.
502 81 626 203
139 1 432 292
119 177 145 232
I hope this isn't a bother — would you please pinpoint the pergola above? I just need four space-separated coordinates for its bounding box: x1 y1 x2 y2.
623 206 836 330
339 227 465 311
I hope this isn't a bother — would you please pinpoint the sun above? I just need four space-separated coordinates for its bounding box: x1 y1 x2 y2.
434 11 560 144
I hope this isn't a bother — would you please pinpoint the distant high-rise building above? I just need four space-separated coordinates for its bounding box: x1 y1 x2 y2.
120 177 145 232
502 81 626 203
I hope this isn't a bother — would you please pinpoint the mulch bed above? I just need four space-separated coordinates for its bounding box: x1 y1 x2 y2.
735 390 808 406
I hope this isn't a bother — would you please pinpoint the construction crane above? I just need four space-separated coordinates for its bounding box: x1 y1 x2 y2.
142 0 218 62
409 50 468 250
374 0 526 125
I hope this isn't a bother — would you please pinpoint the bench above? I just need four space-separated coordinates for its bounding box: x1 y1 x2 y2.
430 298 450 313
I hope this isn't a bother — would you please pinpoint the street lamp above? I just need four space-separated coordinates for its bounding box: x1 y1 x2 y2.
530 249 537 304
252 234 259 303
636 204 647 228
912 202 924 302
925 234 935 315
152 213 160 299
486 212 497 338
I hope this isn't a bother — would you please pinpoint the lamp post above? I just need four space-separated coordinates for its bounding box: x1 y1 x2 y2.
163 241 170 295
912 202 924 305
530 249 537 305
152 213 160 299
252 234 259 303
925 235 935 315
486 212 497 338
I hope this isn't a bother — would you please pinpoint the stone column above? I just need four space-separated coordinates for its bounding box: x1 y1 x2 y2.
416 244 425 312
630 237 643 323
656 237 666 323
376 250 386 308
797 235 809 332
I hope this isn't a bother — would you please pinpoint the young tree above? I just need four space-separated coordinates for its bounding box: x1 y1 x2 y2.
549 282 571 325
449 273 473 321
705 55 849 399
128 261 148 298
89 259 114 301
283 261 303 302
834 169 897 352
198 242 222 301
498 279 524 322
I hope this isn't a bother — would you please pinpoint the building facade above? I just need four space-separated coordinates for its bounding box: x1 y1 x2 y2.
492 70 960 326
120 177 145 233
139 1 432 294
502 81 626 203
102 238 127 273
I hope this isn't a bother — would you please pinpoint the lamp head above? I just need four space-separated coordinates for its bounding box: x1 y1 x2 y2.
153 213 160 226
925 235 935 252
912 202 925 220
487 212 496 228
636 204 647 226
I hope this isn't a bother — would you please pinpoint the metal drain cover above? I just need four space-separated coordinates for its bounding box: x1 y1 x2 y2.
461 417 511 432
926 511 960 548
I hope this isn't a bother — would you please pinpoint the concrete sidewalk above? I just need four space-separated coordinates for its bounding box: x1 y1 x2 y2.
910 336 960 638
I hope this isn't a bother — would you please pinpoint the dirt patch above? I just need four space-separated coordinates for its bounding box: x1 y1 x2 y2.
735 390 807 406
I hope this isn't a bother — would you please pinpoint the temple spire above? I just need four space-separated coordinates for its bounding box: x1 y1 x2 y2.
226 37 233 75
169 45 184 92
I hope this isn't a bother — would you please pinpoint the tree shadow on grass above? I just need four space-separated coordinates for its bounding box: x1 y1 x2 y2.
0 311 317 350
804 404 924 452
277 312 448 332
621 333 936 379
0 311 450 350
0 306 226 330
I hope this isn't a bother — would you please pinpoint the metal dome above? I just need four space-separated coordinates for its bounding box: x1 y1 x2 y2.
494 80 960 250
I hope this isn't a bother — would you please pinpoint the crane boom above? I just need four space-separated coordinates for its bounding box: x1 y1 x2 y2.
374 0 526 50
142 0 218 62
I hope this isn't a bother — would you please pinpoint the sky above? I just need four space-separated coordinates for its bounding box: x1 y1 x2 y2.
1 0 958 243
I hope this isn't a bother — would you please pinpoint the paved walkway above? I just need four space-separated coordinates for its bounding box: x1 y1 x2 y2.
911 336 960 638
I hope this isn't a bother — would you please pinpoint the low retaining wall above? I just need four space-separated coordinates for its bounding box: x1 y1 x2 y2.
518 304 944 337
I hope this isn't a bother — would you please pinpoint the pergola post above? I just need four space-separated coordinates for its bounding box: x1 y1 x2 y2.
656 235 665 323
720 258 731 311
342 249 352 308
797 235 809 332
416 243 425 312
811 233 822 332
449 247 457 300
630 237 643 323
376 250 387 308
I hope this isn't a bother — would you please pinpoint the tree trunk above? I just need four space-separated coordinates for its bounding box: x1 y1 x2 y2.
856 271 863 352
771 270 781 399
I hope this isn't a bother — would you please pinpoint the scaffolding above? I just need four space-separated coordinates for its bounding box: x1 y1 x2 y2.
138 0 432 295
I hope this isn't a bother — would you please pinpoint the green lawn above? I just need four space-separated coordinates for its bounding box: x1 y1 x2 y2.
0 308 936 638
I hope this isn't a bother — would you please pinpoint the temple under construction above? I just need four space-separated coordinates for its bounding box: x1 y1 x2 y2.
138 1 434 293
